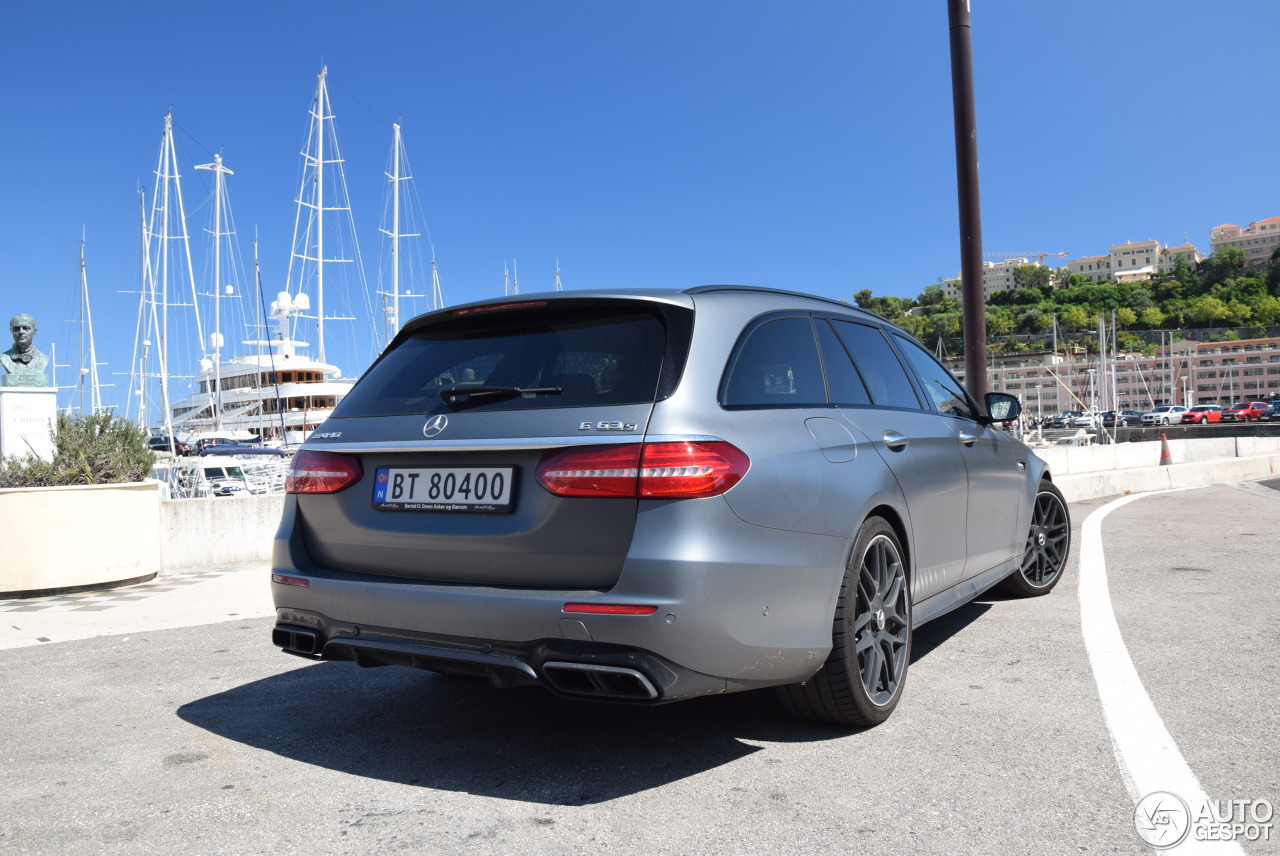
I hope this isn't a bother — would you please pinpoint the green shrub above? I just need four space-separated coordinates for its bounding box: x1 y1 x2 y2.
0 412 155 488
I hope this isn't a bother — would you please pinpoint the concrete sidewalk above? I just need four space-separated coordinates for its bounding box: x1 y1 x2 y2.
0 563 273 650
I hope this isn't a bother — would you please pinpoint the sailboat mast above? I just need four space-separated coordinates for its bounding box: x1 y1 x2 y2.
131 188 149 427
144 112 203 441
315 71 327 365
195 153 234 430
77 237 103 414
286 67 370 367
390 123 402 338
431 253 443 312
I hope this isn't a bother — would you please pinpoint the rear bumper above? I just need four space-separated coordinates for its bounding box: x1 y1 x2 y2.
271 494 850 695
271 617 729 703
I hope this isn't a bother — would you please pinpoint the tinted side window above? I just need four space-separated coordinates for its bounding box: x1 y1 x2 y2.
814 319 871 406
722 317 827 407
892 334 977 420
829 320 921 409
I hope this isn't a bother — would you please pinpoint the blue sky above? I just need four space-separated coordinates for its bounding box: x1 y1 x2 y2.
1 1 1276 417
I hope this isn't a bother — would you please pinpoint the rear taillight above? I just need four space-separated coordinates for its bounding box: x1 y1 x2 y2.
535 444 643 497
536 441 749 499
286 450 363 494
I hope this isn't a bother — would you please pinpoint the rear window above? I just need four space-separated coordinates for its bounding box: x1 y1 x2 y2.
333 302 686 417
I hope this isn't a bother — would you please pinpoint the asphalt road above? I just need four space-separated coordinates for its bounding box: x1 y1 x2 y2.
1 483 1277 855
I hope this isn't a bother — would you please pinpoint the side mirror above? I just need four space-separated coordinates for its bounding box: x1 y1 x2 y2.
983 391 1022 425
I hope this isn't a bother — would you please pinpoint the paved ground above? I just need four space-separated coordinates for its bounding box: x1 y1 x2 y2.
1 483 1276 855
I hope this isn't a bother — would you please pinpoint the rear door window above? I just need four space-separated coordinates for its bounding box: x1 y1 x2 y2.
828 319 922 410
813 319 871 406
334 304 680 416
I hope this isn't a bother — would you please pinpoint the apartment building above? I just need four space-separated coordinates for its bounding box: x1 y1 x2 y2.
940 217 1271 300
949 335 1280 414
940 258 1029 300
1067 254 1110 284
1210 218 1280 267
1066 241 1201 285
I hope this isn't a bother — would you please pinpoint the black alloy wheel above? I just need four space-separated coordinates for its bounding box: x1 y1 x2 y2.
997 480 1070 598
777 517 911 727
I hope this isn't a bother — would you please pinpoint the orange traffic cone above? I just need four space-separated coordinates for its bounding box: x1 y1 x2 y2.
1159 433 1173 466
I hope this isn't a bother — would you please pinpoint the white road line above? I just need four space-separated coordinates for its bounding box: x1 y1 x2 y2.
1079 491 1244 853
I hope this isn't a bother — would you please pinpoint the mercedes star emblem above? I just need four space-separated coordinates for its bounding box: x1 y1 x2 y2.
422 414 449 438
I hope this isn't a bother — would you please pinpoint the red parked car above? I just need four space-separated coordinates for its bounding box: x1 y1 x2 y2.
1219 401 1271 423
1180 405 1224 424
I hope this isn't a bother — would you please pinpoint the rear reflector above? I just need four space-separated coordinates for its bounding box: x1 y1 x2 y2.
286 450 363 494
563 603 659 615
272 574 311 588
536 441 749 499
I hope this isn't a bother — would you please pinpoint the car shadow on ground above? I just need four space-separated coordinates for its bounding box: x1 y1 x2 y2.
178 659 854 805
178 598 996 804
909 598 992 663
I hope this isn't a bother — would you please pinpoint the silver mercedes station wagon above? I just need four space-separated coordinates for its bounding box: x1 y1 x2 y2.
272 286 1070 726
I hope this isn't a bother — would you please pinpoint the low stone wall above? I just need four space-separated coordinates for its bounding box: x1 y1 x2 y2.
1036 435 1280 476
1040 437 1280 503
0 481 162 597
159 492 286 572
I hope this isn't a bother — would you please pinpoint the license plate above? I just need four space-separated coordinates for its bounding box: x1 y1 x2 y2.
372 467 515 512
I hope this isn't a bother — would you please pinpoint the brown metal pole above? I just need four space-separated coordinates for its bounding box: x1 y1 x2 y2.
948 0 988 399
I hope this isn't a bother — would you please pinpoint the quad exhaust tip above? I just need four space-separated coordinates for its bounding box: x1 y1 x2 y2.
541 661 659 700
273 625 322 656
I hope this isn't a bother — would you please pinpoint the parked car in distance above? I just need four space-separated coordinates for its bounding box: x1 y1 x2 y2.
271 285 1070 728
148 435 193 455
1180 405 1224 424
1071 412 1098 428
193 436 240 454
1220 401 1271 423
1048 411 1083 428
1259 401 1280 422
1141 405 1188 426
1101 410 1143 428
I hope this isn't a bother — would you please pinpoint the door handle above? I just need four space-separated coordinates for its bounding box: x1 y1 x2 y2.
958 431 978 446
883 430 909 451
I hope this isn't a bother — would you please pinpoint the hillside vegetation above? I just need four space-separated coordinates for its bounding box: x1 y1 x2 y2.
855 245 1280 357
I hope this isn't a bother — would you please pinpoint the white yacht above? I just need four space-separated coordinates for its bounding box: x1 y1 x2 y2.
167 293 354 444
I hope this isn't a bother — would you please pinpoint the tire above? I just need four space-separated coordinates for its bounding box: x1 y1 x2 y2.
777 517 911 727
996 480 1070 598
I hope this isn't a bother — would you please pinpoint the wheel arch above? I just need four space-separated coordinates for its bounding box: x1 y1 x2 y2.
860 503 912 589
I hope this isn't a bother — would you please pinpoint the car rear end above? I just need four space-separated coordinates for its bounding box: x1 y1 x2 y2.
270 291 844 704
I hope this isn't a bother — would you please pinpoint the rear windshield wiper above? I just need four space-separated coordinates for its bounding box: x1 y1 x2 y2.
438 386 562 407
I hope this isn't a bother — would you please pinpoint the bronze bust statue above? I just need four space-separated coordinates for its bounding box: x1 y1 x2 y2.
1 314 50 386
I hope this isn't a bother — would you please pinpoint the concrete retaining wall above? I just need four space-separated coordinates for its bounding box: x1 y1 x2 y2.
0 481 162 597
1042 437 1280 503
1036 436 1280 476
159 493 286 571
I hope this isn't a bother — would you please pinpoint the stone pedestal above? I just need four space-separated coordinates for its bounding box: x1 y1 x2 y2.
0 387 56 461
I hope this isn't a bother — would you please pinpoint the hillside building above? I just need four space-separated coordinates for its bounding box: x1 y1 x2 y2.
1210 218 1280 267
